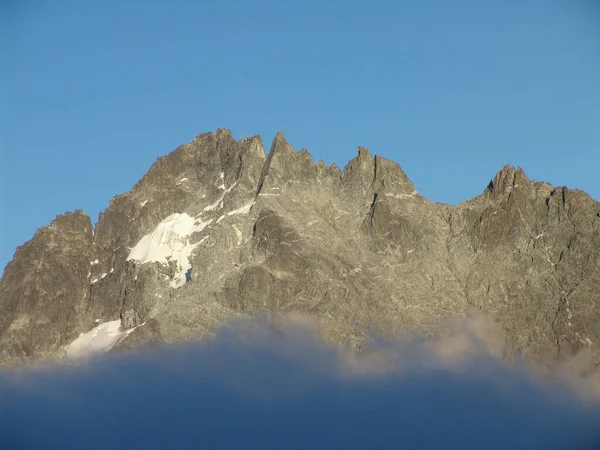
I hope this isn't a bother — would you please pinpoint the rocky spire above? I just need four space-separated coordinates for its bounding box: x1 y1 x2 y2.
342 146 416 199
255 131 317 196
486 164 529 199
271 130 295 156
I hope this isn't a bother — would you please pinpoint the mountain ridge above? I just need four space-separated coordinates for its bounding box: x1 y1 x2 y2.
1 129 599 375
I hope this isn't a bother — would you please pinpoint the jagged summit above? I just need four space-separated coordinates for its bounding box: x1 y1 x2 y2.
271 130 292 151
0 129 599 374
485 164 530 199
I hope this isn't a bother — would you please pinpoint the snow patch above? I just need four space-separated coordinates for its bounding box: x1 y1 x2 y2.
217 174 227 189
100 272 108 280
232 225 243 245
140 200 148 207
126 321 146 335
90 259 99 265
227 201 254 216
176 177 188 185
204 196 224 212
126 213 213 288
202 181 239 212
389 191 418 199
91 278 99 284
65 320 124 359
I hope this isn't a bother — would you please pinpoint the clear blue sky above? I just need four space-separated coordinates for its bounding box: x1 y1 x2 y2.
1 1 599 271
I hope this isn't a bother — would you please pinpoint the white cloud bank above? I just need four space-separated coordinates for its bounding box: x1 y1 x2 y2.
3 315 600 450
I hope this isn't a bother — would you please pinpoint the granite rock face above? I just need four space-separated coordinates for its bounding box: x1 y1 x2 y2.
1 129 599 373
0 211 94 363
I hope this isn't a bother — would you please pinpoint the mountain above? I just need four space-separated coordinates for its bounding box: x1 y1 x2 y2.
1 129 599 375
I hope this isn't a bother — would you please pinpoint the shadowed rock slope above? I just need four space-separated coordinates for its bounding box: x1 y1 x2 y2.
1 129 599 373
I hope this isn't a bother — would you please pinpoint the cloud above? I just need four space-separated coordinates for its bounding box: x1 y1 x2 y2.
2 315 600 450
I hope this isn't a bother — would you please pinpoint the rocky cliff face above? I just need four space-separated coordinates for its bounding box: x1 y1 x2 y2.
1 129 599 374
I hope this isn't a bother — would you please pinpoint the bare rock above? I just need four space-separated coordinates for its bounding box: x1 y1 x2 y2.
1 130 598 377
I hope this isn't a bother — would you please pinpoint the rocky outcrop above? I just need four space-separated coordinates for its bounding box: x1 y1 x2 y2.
0 211 94 363
1 129 599 375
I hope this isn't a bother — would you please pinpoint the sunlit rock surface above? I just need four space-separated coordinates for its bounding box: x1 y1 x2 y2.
0 129 599 379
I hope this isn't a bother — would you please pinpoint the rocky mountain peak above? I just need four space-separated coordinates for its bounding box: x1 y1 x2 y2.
271 130 294 155
341 146 416 201
486 164 530 199
372 154 416 196
0 129 598 378
357 145 372 160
